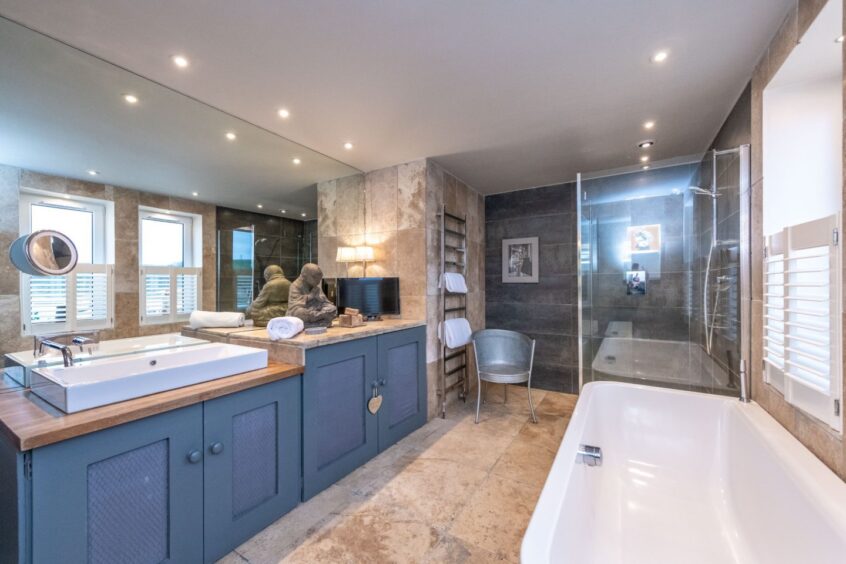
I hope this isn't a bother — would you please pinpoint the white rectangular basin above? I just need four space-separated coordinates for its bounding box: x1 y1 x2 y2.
5 332 210 387
30 343 268 413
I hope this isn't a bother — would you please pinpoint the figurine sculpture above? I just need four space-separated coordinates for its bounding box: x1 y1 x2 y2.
246 265 291 327
287 263 337 327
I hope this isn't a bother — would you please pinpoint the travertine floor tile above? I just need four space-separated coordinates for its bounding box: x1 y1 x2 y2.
449 475 541 561
365 456 488 529
218 389 579 564
491 434 557 488
283 502 439 563
535 391 578 417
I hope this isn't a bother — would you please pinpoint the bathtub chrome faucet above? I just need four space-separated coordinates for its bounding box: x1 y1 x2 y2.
576 444 602 466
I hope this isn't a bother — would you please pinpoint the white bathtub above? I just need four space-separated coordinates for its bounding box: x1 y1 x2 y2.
522 382 846 563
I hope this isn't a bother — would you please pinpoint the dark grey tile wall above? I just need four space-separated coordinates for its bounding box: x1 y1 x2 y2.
484 183 579 393
217 206 308 312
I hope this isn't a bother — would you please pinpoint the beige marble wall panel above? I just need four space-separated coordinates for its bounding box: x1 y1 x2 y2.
336 173 365 236
317 179 338 237
398 160 426 229
365 166 398 234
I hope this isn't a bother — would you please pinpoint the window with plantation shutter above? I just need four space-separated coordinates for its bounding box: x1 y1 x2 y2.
20 265 114 335
139 208 202 325
763 214 842 432
19 191 114 336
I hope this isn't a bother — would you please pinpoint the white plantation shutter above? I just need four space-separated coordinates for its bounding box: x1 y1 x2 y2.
176 270 200 315
21 265 114 335
141 267 201 324
764 214 842 432
764 232 786 392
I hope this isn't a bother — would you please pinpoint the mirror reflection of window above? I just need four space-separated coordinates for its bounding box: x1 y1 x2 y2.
140 216 186 267
30 203 94 263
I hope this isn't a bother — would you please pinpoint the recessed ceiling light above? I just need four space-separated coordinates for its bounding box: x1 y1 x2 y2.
344 142 354 150
277 108 290 119
280 209 287 214
642 165 651 170
257 204 263 209
292 157 301 165
643 121 655 130
640 156 649 163
301 212 307 217
638 140 655 149
86 169 99 176
123 94 139 104
837 35 845 43
651 50 669 63
172 55 189 68
191 191 199 197
225 131 237 141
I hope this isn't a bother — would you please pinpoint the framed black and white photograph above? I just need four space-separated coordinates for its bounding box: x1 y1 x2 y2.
502 237 539 283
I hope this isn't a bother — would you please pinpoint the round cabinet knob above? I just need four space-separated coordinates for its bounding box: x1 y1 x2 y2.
379 379 386 387
187 450 202 464
210 442 224 455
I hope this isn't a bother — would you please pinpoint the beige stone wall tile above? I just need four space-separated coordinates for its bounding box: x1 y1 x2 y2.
398 160 426 229
400 295 426 321
396 228 426 296
317 179 337 237
336 173 365 236
365 166 398 234
363 230 397 277
113 187 140 238
137 191 171 210
114 239 139 293
0 165 20 234
0 294 27 355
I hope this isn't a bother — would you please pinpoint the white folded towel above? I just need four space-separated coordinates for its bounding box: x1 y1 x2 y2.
441 272 468 294
438 317 472 349
188 311 245 330
267 316 305 341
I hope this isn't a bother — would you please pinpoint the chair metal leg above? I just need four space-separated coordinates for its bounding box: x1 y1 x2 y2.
527 383 538 424
475 378 482 424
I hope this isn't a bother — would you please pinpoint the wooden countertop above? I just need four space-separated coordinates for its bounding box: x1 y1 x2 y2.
0 362 303 451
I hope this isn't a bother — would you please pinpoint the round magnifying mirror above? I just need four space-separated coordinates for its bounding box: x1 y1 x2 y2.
9 230 78 276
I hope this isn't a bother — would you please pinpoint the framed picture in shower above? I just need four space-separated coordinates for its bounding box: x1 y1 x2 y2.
502 237 539 283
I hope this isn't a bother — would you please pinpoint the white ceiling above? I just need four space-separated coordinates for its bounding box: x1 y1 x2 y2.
0 0 793 194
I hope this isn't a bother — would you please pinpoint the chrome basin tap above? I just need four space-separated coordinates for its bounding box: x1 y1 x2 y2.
36 338 75 367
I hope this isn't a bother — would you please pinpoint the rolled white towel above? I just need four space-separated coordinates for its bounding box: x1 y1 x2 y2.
438 317 472 349
267 316 305 341
441 272 468 294
188 311 245 330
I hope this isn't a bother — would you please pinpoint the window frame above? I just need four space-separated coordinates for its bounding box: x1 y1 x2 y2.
763 213 842 433
18 190 115 335
138 207 203 325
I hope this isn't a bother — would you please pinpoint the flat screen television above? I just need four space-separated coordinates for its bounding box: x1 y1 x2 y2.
336 277 400 318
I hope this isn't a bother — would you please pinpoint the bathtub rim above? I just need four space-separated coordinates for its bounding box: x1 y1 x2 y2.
520 380 846 563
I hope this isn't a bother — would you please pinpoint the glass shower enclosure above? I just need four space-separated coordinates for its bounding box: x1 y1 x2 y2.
579 146 750 396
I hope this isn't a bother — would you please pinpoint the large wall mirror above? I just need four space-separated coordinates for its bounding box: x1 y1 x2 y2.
0 15 361 341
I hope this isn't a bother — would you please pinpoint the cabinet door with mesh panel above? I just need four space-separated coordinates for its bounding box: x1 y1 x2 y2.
31 404 204 564
203 376 302 562
377 326 427 451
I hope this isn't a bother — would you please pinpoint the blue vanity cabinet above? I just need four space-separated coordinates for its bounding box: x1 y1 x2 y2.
30 404 205 564
377 326 427 452
302 326 427 500
203 376 302 563
302 336 379 500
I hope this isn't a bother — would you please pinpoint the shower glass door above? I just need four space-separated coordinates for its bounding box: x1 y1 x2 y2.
579 147 748 396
